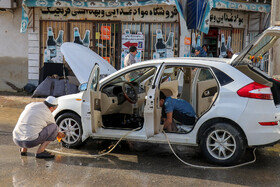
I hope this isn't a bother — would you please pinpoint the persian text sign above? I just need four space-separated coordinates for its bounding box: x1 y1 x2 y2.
122 34 145 51
210 10 245 28
40 6 178 22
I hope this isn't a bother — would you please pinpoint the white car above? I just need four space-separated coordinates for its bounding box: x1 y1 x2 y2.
53 27 280 165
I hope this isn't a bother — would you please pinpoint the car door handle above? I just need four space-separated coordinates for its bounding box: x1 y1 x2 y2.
204 90 210 96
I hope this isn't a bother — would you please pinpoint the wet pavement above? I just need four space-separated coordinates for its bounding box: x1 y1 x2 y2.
1 95 280 186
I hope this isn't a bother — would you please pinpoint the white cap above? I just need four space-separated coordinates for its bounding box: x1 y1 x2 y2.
45 96 58 106
227 48 233 53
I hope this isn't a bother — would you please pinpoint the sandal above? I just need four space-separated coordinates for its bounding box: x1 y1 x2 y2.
20 148 27 156
36 151 55 159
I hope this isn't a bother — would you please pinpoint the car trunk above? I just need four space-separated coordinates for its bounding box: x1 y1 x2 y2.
234 65 280 107
231 26 280 106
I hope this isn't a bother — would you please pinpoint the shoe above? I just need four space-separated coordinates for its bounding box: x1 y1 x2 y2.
20 148 27 156
36 151 55 158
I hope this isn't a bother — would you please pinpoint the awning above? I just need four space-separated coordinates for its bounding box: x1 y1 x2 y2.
175 0 271 34
175 0 209 31
21 0 176 33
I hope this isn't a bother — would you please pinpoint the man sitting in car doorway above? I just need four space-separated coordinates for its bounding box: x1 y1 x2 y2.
160 92 196 132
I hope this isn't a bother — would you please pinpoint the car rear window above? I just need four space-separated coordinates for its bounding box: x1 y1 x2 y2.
212 67 234 86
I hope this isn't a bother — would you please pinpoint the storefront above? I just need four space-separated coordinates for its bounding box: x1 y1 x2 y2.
21 0 182 85
203 10 247 57
181 0 271 58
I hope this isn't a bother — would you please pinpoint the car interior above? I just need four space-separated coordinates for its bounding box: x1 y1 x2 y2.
94 65 219 134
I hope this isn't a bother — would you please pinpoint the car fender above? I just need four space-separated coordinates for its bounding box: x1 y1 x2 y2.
53 92 83 121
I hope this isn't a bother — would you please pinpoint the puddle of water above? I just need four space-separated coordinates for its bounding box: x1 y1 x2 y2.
54 141 63 151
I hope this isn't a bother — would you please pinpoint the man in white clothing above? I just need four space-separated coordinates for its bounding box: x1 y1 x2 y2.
13 96 65 158
124 46 137 67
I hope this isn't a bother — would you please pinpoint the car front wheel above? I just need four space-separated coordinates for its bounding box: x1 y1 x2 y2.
56 113 83 148
200 123 246 165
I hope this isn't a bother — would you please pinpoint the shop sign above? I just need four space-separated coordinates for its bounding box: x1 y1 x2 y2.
122 33 145 51
101 26 111 40
184 37 191 45
210 11 245 28
213 0 270 13
40 6 178 22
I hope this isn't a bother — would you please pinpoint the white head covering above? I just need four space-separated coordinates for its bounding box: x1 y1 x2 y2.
45 96 58 106
227 48 233 53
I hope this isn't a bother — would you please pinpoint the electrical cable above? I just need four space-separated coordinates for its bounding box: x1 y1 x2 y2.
46 127 142 158
2 125 257 168
163 130 257 169
47 127 256 169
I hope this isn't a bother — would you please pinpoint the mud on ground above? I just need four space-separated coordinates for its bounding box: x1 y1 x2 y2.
0 92 44 108
0 92 44 132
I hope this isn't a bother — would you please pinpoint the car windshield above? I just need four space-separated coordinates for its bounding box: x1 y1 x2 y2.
109 67 157 84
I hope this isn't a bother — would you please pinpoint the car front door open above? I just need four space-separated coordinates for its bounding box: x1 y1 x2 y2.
81 64 101 140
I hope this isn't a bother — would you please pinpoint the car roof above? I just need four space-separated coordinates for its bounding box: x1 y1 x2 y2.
122 57 231 70
101 57 232 83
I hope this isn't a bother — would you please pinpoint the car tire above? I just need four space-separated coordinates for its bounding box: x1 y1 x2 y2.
56 113 84 148
200 123 246 165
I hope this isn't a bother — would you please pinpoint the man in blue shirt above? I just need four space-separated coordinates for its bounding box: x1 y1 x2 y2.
160 92 196 132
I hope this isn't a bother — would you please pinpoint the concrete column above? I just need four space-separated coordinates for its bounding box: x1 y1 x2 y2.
270 0 280 76
27 8 40 86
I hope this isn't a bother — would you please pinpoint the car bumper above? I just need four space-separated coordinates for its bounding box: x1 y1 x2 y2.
238 99 280 146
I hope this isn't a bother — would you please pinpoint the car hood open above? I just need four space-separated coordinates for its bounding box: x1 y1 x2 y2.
230 26 280 67
61 42 117 84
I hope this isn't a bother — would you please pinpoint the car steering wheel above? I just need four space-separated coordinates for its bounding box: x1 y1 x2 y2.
122 82 138 104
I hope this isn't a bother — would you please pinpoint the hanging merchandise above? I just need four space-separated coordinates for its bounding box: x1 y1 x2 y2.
191 32 196 54
166 32 175 58
73 27 83 45
154 29 167 59
220 34 227 58
196 35 201 47
227 36 231 49
83 30 90 48
175 0 270 34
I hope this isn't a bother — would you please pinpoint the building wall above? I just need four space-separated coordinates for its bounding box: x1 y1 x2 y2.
27 5 181 86
27 8 40 86
0 3 28 92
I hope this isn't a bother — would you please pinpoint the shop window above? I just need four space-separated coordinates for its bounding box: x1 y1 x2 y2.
203 28 218 57
40 21 179 71
201 28 244 57
94 22 121 69
122 22 179 65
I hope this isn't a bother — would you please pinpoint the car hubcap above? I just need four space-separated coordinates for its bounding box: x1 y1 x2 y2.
59 118 81 145
206 130 236 160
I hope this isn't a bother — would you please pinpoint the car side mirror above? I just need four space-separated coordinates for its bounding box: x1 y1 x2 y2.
79 82 88 91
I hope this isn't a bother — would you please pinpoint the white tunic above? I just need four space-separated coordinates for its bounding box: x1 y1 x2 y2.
13 102 56 141
124 53 136 67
